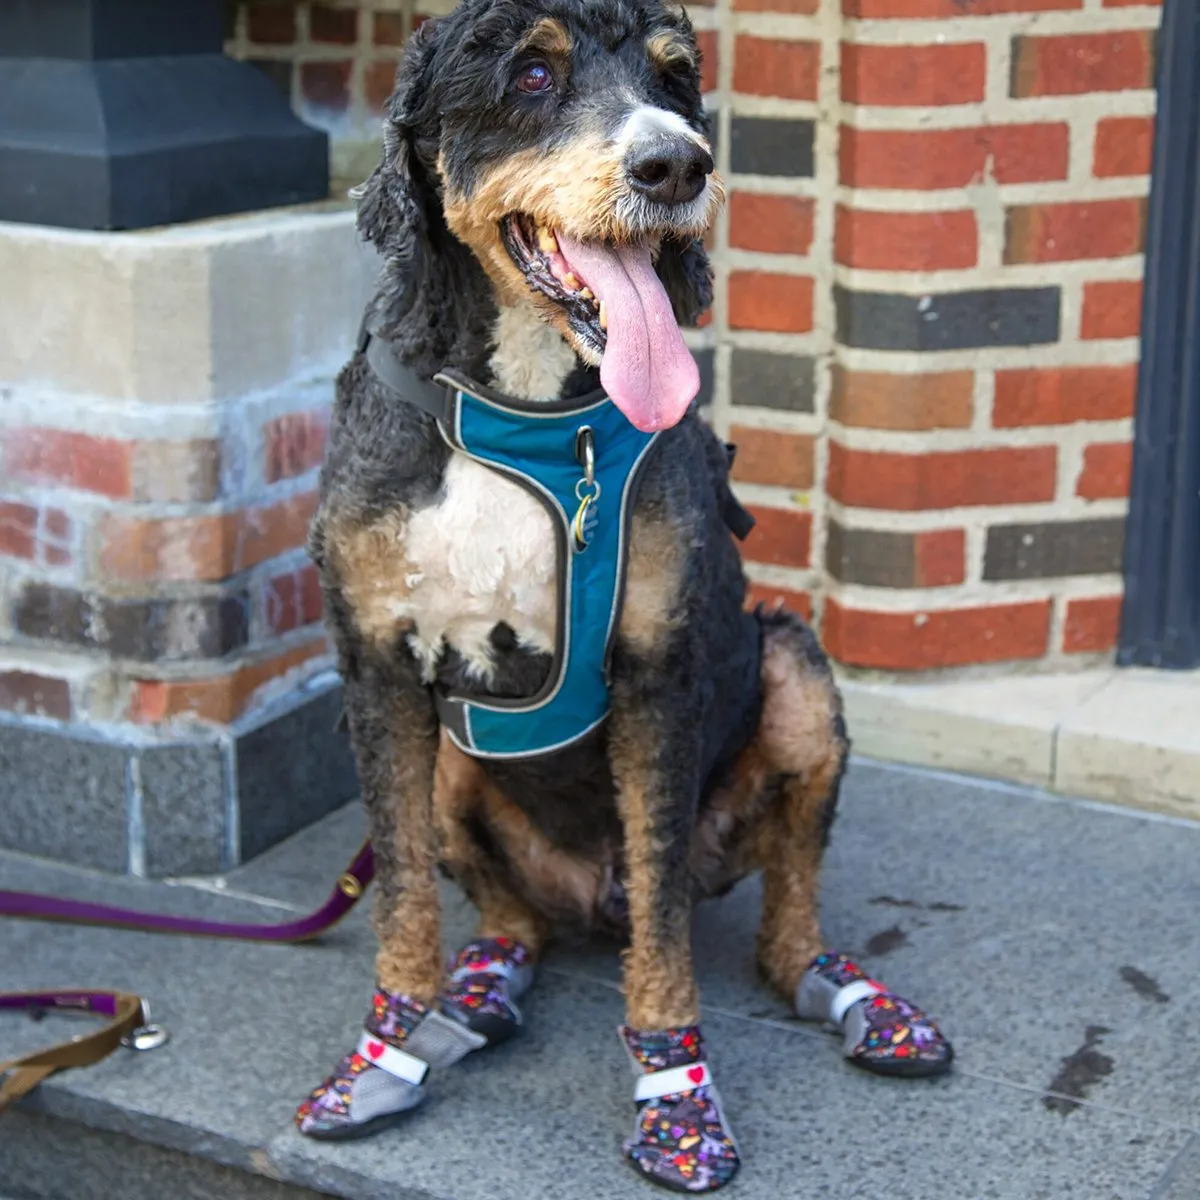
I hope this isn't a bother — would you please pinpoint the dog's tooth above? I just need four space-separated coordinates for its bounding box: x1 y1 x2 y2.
579 287 594 301
537 227 559 253
598 300 607 330
562 271 581 291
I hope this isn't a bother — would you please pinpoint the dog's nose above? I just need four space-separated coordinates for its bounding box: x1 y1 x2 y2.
625 135 713 205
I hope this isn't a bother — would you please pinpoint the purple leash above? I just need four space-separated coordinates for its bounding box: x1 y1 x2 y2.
0 841 375 942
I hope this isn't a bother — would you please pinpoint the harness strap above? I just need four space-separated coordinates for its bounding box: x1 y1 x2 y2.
0 990 148 1113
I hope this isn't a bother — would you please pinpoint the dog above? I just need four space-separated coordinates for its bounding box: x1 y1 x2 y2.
298 1 952 1191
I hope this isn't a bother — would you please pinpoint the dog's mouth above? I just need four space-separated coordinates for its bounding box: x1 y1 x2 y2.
501 214 699 432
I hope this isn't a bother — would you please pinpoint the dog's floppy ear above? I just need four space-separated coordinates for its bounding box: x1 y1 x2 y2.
356 20 492 374
656 236 714 328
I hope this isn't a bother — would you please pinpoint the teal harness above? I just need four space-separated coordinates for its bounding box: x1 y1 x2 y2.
362 327 753 761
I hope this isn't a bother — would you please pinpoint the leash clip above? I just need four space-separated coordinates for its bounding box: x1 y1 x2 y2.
121 1001 170 1052
573 426 601 551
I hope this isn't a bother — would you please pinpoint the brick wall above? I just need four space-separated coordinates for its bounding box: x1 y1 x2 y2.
224 0 1162 675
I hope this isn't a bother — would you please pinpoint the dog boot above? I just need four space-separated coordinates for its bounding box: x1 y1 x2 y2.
795 951 953 1077
296 986 486 1140
621 1024 741 1194
438 936 534 1046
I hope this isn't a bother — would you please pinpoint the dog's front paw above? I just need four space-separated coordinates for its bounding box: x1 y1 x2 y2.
621 1025 740 1194
796 952 953 1077
438 936 534 1046
296 988 431 1140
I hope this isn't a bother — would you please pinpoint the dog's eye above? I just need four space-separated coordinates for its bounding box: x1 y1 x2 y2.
515 62 554 94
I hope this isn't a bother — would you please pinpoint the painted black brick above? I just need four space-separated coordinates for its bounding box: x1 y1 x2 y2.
730 349 815 412
826 521 915 587
730 117 815 178
984 518 1126 581
835 286 1061 352
14 584 250 662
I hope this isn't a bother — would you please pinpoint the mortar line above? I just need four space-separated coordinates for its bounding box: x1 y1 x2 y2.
1148 1133 1198 1200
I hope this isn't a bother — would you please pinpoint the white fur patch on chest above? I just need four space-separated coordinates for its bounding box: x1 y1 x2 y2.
399 454 558 680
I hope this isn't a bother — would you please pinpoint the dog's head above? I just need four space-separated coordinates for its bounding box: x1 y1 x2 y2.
358 0 722 431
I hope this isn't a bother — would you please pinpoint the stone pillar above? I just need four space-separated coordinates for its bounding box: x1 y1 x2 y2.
0 205 370 875
0 0 329 229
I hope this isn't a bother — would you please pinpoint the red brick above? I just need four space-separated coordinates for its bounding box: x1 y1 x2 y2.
309 4 357 43
822 598 1051 669
831 367 974 430
130 638 329 726
841 42 986 107
846 0 1078 15
1005 198 1145 264
1081 280 1143 340
1063 596 1123 653
1011 32 1156 97
366 59 399 113
729 194 814 255
735 0 818 9
728 273 814 333
733 37 819 101
834 206 977 271
729 427 815 489
301 61 352 112
743 507 812 568
0 501 38 560
40 507 74 568
745 583 813 621
99 492 317 583
993 365 1137 427
0 670 72 720
246 3 296 44
1094 116 1155 178
264 564 324 635
826 444 1057 510
373 12 407 45
840 124 1069 190
696 30 718 94
4 429 132 498
264 410 330 483
915 529 966 587
1077 442 1133 499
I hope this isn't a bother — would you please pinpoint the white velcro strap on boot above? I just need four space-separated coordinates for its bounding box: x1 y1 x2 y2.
633 1062 712 1102
356 1031 429 1086
830 979 886 1024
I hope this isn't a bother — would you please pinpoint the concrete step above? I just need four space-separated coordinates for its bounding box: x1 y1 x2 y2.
3 761 1199 1200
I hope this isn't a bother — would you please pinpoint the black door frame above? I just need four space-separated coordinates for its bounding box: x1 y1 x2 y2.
1119 0 1200 669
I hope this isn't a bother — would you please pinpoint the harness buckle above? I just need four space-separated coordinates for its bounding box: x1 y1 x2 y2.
573 427 600 551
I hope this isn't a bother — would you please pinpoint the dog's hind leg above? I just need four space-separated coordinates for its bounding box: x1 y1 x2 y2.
751 606 953 1079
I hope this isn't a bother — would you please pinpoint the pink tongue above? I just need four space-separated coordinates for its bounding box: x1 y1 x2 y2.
556 233 698 432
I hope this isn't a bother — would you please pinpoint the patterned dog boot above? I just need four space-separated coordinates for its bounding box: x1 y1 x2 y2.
438 936 534 1046
621 1025 741 1194
296 986 486 1140
795 952 953 1077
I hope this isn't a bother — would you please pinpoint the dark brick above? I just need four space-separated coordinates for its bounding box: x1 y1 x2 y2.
694 348 715 410
826 522 915 587
0 671 71 720
248 58 294 100
14 585 250 662
835 285 1060 351
730 117 815 177
983 518 1126 580
309 4 357 43
730 349 816 412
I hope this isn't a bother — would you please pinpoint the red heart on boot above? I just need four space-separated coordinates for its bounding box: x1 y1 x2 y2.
687 1066 704 1085
366 1041 385 1061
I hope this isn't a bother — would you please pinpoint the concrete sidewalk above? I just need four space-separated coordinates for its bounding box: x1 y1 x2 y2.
2 759 1198 1200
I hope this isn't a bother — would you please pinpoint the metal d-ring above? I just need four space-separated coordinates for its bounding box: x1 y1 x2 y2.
575 426 595 489
121 1001 170 1052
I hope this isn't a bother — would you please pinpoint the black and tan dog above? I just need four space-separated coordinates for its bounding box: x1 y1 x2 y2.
298 0 952 1190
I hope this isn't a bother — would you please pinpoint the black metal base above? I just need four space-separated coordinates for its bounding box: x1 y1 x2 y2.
0 53 329 230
